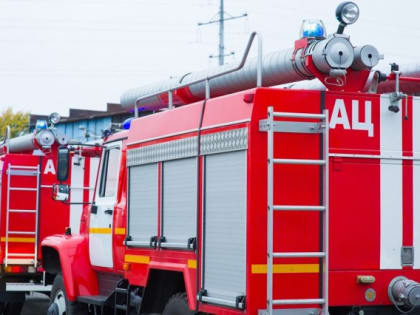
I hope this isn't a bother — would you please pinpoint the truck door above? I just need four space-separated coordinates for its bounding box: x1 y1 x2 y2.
89 141 122 268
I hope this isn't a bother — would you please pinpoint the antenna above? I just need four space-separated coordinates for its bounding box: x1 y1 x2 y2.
198 0 247 65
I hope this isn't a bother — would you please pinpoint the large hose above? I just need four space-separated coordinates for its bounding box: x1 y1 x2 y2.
120 47 303 111
121 35 380 111
1 134 36 153
0 129 57 153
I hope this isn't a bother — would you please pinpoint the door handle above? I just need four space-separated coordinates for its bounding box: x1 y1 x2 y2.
104 209 113 215
91 204 98 214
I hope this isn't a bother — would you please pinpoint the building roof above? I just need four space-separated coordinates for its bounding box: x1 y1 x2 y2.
29 103 135 128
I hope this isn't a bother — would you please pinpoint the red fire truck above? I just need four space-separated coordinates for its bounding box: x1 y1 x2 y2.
0 117 101 314
42 2 420 315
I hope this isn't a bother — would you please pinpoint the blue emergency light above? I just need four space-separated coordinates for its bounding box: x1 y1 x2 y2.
122 118 134 130
300 19 326 39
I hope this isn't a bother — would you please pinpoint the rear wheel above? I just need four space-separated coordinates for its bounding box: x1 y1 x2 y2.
162 293 194 315
0 291 25 315
47 273 88 315
4 301 24 315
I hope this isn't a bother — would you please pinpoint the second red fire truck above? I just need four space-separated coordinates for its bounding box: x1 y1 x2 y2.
42 2 420 315
0 116 101 314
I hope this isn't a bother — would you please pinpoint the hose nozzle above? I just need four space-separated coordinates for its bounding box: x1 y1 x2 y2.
388 276 420 312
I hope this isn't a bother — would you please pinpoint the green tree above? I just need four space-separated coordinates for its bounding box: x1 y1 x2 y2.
0 107 30 140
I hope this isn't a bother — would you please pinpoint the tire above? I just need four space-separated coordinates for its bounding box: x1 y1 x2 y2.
162 293 194 315
48 273 88 315
4 301 24 315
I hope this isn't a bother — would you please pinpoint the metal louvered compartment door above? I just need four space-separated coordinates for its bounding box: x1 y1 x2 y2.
202 150 247 309
126 163 159 247
161 157 197 249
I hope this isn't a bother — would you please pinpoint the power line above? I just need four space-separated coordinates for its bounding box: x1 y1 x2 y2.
198 0 247 65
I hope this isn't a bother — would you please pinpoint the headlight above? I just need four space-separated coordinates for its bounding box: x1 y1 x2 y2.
336 2 359 25
49 112 61 125
300 19 326 39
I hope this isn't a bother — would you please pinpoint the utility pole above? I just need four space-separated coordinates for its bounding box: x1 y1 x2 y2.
219 0 225 66
198 0 247 66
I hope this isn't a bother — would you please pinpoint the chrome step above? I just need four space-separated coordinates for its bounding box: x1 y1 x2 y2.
6 282 52 292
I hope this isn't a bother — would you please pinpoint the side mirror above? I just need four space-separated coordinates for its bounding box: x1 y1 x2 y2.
57 147 70 182
52 184 70 201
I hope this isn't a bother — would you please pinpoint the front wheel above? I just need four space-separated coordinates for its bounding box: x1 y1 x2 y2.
162 293 195 315
47 273 88 315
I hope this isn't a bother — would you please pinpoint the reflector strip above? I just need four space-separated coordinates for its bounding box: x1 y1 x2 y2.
89 228 112 234
124 255 150 264
187 259 197 269
114 228 126 235
251 264 319 274
380 95 403 270
0 237 35 243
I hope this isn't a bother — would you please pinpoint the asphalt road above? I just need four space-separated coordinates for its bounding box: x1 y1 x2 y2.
21 293 49 315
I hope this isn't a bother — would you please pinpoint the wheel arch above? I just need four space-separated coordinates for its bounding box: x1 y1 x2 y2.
140 268 194 314
42 246 61 275
41 235 98 301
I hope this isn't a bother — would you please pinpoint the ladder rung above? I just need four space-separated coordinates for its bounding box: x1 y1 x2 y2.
273 158 326 165
4 258 35 265
9 210 36 213
9 165 38 170
7 170 38 176
6 253 36 257
273 252 325 258
273 205 325 211
273 298 325 305
7 231 36 235
9 187 37 192
272 112 326 120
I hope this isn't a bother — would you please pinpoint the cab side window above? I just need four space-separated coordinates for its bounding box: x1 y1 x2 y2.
99 147 120 198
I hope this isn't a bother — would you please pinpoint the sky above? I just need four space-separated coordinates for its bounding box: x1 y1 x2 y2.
0 0 419 116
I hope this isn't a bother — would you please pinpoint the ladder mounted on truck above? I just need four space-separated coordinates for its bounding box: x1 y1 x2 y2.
5 164 41 268
259 107 329 315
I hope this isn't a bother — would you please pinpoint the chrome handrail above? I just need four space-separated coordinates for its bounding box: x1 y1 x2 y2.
134 31 263 113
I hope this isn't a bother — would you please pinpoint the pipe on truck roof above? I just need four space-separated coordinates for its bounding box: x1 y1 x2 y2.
120 35 380 111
